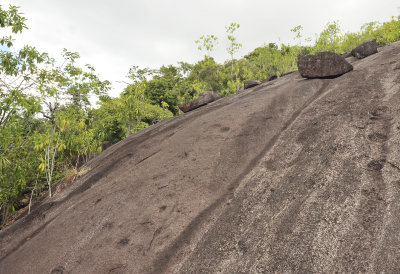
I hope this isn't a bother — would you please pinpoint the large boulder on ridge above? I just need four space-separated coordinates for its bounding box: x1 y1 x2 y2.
179 91 220 113
298 52 353 79
244 80 261 89
351 39 379 59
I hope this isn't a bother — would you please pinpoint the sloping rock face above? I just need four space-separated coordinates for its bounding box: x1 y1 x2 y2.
298 52 353 78
178 91 220 113
1 42 400 274
351 39 379 59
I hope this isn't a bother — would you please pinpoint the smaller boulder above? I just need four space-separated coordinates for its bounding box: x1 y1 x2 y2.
351 39 378 59
341 52 352 58
262 75 277 83
102 141 112 151
244 80 261 89
297 52 353 79
179 91 221 113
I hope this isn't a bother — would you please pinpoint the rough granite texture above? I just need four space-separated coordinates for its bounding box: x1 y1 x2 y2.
178 91 220 113
1 41 400 274
244 80 261 89
298 52 353 79
351 39 379 59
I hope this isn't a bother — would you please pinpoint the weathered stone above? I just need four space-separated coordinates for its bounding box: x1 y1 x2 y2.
179 91 220 113
297 52 353 79
262 75 277 83
244 80 261 89
351 39 378 59
341 51 352 58
102 141 112 151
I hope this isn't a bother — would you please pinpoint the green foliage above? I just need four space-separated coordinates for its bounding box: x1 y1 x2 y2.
0 4 116 224
225 22 242 58
92 89 173 142
377 16 400 44
0 5 49 224
186 57 221 92
311 16 400 54
313 21 342 53
195 34 218 57
0 4 27 47
291 25 303 44
225 22 242 88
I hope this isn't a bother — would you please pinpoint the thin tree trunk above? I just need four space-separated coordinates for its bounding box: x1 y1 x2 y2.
1 205 8 227
28 179 38 214
45 130 53 197
0 205 3 226
48 132 60 197
75 153 80 171
137 98 144 127
45 124 59 198
230 57 234 81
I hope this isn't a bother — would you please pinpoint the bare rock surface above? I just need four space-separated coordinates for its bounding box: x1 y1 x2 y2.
351 39 379 59
244 80 261 89
1 41 400 274
178 91 220 113
298 52 353 79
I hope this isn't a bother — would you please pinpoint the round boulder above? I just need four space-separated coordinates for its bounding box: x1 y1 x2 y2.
244 80 261 89
179 91 221 113
351 39 378 59
297 52 353 79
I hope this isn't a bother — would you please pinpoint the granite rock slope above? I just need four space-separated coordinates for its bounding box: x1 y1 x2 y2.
1 41 400 274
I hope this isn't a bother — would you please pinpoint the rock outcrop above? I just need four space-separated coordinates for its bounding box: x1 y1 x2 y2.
351 39 379 59
262 75 278 83
178 91 220 113
244 80 261 89
1 41 400 274
298 52 353 78
102 141 112 151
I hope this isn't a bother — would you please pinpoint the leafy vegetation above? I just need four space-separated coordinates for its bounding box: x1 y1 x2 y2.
0 4 399 227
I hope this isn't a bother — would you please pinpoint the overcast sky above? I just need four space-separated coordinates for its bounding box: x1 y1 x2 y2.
3 0 399 96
